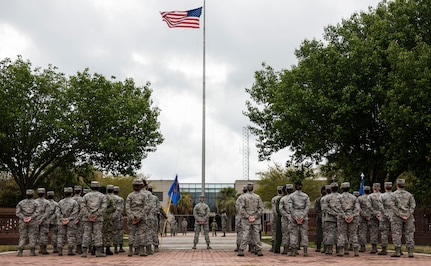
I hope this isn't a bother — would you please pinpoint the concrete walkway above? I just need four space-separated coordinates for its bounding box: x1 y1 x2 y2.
1 233 430 265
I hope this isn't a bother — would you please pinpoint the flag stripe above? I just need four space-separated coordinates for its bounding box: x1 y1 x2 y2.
160 7 202 29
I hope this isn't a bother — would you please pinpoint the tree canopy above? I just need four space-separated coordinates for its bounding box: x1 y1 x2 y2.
244 0 431 205
0 56 164 197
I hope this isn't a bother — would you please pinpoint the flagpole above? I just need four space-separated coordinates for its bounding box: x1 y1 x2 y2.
201 0 206 197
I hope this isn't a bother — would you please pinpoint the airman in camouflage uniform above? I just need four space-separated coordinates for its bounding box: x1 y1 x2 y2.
323 183 339 255
112 186 125 253
320 185 332 254
103 185 117 255
125 179 149 257
46 190 59 253
314 186 326 252
140 182 155 255
72 185 84 254
287 181 310 257
357 186 371 252
335 182 360 257
390 179 416 258
56 187 79 256
237 183 264 257
368 183 383 254
192 195 211 249
35 187 50 255
147 185 161 252
16 189 40 257
80 181 107 258
278 184 294 254
235 186 247 252
378 182 393 255
270 186 283 253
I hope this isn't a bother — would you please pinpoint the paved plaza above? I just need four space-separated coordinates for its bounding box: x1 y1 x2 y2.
1 233 430 265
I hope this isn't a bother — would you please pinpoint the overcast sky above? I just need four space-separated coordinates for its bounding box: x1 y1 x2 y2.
0 0 382 184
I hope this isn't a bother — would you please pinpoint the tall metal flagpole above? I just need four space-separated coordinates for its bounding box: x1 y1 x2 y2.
201 0 206 197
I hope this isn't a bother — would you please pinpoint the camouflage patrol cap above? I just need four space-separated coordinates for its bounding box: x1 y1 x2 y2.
372 183 381 188
285 184 293 190
353 191 360 197
199 194 205 198
107 184 115 190
113 186 120 192
37 187 46 193
325 185 331 190
133 179 143 185
74 185 82 191
397 179 405 185
277 186 283 190
384 182 392 187
47 191 55 196
90 181 100 188
64 187 73 193
330 182 339 188
364 186 371 191
340 182 350 189
26 189 34 195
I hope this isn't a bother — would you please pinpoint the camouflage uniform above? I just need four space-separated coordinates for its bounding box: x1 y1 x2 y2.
46 191 59 253
141 186 155 253
16 189 40 256
125 179 149 256
147 185 161 252
287 182 310 256
278 184 293 254
368 183 383 253
335 182 360 256
378 182 393 255
390 179 416 258
323 183 339 255
314 187 326 252
56 187 79 256
103 185 117 255
112 186 125 253
35 188 50 254
80 181 107 257
320 185 332 253
181 219 188 235
221 211 228 237
192 195 211 249
238 184 264 257
357 186 371 252
270 186 283 253
72 186 84 253
235 187 246 251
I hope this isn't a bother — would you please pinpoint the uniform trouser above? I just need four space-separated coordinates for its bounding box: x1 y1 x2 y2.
193 223 210 244
324 221 337 245
337 218 359 247
379 216 391 246
358 218 368 245
391 216 415 248
149 217 159 245
38 223 49 245
281 216 290 247
130 219 149 247
75 220 83 245
112 216 123 245
236 221 243 246
82 220 103 247
315 217 323 246
58 223 76 247
240 220 261 251
368 218 380 245
18 221 38 248
289 219 308 247
103 217 113 246
48 223 58 247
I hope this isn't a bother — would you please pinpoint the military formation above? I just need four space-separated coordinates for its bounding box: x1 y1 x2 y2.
270 178 416 259
15 179 164 258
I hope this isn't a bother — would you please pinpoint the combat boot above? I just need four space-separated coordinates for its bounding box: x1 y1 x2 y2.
68 246 76 256
378 245 387 255
325 245 333 255
315 244 321 252
192 243 197 249
269 241 274 252
105 246 113 255
408 247 414 258
81 247 88 258
289 248 297 257
58 247 63 256
127 244 133 257
337 246 344 257
147 245 153 254
391 247 401 257
154 245 159 252
95 246 106 257
282 245 288 254
359 244 365 252
303 246 308 257
344 244 349 255
234 245 239 252
17 247 23 257
139 245 147 256
52 245 59 253
207 243 212 249
91 246 96 255
41 245 49 254
76 244 83 254
237 249 244 256
114 244 118 254
256 250 263 256
133 246 139 255
354 246 359 257
30 248 37 256
119 244 125 253
370 244 377 254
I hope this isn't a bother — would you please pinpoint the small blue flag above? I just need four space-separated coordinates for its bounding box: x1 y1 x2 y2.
359 173 365 195
168 175 180 206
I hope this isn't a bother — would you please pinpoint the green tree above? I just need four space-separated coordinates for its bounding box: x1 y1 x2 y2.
244 0 431 205
0 56 164 198
170 191 194 215
216 187 237 232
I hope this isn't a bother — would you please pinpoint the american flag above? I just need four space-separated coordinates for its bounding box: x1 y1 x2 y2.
160 7 202 29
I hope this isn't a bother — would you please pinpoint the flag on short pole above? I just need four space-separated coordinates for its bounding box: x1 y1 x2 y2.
359 173 365 195
160 7 202 28
168 175 180 206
